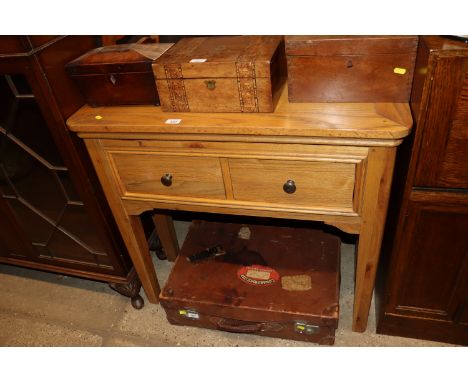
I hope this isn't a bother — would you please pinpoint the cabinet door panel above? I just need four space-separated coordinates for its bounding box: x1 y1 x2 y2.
458 305 468 325
0 73 116 273
0 198 36 260
391 196 468 320
414 56 468 188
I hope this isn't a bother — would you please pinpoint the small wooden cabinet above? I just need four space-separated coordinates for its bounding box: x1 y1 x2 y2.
376 36 468 345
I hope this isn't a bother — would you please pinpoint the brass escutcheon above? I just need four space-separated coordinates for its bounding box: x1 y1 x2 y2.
205 80 216 90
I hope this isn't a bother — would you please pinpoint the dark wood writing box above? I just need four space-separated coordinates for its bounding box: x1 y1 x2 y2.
160 220 341 345
153 36 286 112
66 42 173 107
285 35 418 102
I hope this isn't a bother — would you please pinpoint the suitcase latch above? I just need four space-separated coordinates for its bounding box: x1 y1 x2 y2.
294 321 320 335
179 309 200 320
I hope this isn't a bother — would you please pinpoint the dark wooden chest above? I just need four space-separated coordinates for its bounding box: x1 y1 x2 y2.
285 35 418 102
66 42 173 106
160 220 341 345
153 36 286 112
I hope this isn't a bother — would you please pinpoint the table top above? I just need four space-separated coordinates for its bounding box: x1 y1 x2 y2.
67 86 412 140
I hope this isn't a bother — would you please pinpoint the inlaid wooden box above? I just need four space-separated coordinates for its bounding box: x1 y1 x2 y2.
153 36 286 112
66 42 173 107
285 35 418 102
160 220 341 344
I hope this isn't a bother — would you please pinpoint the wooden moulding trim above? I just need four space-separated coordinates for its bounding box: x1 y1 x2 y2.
106 149 135 198
121 197 362 235
67 98 411 133
410 190 468 205
106 148 367 164
79 133 404 147
385 311 453 323
0 257 130 283
219 158 234 199
0 36 67 58
130 200 362 234
72 124 409 142
323 220 361 235
102 139 369 159
67 86 412 139
353 158 368 215
394 305 449 318
121 194 358 216
374 103 413 130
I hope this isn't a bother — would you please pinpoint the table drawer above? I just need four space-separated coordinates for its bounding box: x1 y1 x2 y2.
228 158 357 212
110 152 226 199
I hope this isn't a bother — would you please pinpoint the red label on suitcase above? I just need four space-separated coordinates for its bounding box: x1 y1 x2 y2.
237 265 280 286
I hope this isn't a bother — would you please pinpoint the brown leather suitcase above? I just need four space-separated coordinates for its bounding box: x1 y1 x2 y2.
153 35 286 112
66 41 173 106
285 35 418 102
160 220 341 345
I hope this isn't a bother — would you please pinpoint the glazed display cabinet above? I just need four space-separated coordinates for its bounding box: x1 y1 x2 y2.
0 36 146 308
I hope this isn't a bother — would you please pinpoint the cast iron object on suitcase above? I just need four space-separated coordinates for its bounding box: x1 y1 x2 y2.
285 35 418 102
160 220 341 345
66 41 173 107
153 35 287 112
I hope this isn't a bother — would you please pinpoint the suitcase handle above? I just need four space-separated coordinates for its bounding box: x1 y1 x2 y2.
216 318 264 334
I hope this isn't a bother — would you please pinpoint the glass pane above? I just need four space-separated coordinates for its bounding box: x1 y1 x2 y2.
47 228 98 265
0 76 16 127
9 74 32 95
33 243 52 258
7 198 54 245
9 98 64 167
59 203 106 254
0 163 16 197
94 252 114 268
56 170 81 202
4 136 67 223
0 74 64 167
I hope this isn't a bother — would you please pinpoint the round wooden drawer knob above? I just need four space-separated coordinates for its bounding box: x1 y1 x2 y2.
161 173 173 187
283 179 296 194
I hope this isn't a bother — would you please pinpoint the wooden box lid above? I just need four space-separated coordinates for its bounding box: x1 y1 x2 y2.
66 43 174 75
153 35 283 79
285 35 418 56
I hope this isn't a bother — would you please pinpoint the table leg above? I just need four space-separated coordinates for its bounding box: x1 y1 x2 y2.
152 213 180 261
353 147 396 332
84 140 160 303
